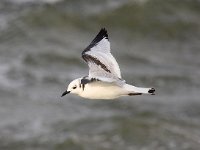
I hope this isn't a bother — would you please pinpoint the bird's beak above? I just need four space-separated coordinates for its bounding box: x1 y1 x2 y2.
61 90 70 97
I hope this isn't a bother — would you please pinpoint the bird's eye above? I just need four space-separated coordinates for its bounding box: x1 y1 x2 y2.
72 86 77 89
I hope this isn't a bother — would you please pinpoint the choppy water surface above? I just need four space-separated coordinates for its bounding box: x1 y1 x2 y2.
0 0 200 149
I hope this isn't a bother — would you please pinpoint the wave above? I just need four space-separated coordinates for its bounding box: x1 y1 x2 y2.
1 0 200 40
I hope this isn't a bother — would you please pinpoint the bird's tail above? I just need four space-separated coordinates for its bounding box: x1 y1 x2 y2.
123 84 155 95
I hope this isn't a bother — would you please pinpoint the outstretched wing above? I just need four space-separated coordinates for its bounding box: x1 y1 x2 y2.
82 28 122 81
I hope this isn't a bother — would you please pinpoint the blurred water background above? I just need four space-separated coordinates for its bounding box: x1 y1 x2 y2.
0 0 200 149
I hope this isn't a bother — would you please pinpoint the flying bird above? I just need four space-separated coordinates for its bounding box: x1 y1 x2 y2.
62 28 155 99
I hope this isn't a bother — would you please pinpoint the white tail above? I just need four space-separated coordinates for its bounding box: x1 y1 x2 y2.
123 84 155 95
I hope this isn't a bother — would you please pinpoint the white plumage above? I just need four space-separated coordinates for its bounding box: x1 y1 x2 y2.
61 28 155 99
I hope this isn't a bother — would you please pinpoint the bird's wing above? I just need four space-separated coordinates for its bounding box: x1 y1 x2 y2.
82 28 122 82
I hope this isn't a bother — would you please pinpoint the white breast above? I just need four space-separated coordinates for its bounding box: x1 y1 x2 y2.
79 82 124 99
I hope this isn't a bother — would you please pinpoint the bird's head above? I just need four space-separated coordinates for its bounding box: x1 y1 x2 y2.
61 78 82 97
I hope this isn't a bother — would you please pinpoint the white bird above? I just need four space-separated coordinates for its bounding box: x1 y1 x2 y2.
61 28 155 99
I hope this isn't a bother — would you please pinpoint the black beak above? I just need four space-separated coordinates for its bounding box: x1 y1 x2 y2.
61 90 70 97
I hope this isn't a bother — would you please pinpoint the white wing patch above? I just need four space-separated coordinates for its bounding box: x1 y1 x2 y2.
90 37 110 53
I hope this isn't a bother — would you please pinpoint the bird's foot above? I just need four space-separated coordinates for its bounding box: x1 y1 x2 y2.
148 88 155 95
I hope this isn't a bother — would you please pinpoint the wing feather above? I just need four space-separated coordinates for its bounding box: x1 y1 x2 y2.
82 28 122 80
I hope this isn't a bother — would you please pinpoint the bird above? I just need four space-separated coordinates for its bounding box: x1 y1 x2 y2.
61 28 155 99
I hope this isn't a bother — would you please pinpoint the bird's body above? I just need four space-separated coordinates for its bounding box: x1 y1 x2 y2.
62 28 155 99
79 79 124 99
80 82 153 99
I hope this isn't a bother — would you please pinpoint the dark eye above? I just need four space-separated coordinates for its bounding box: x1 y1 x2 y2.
72 86 77 89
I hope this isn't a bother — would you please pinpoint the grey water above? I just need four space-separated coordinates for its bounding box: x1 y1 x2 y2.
0 0 200 149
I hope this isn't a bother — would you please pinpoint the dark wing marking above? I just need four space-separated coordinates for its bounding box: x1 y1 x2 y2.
82 54 111 73
81 28 122 80
82 28 108 54
81 77 100 84
80 77 100 91
128 93 142 96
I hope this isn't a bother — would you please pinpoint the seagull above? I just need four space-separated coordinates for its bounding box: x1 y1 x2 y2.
61 28 155 99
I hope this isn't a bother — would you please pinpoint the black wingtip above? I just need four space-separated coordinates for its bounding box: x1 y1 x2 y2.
82 28 109 54
99 28 108 39
91 28 109 45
